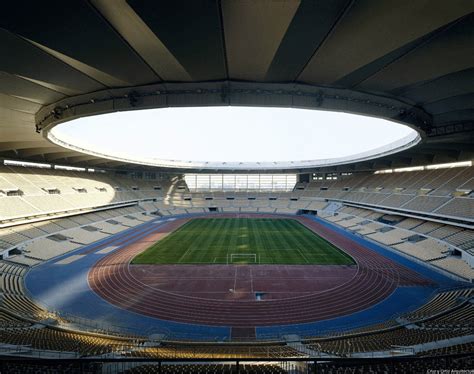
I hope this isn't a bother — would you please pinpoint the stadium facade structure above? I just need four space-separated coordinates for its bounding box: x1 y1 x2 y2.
0 1 473 372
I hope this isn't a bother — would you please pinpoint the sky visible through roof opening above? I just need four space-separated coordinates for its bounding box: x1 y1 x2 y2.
52 106 416 163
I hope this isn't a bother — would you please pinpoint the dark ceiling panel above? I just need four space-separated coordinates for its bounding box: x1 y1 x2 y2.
17 147 64 158
359 13 474 92
433 109 474 126
0 141 55 152
266 0 350 82
0 30 104 96
0 93 41 114
396 68 474 104
424 93 474 115
337 21 455 88
43 151 81 162
299 0 474 85
128 0 226 81
1 0 159 86
0 72 65 105
222 0 300 81
90 0 192 82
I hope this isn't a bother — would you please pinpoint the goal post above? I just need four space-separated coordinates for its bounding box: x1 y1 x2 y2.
227 253 258 264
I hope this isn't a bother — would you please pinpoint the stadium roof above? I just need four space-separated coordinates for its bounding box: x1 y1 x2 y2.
1 1 473 172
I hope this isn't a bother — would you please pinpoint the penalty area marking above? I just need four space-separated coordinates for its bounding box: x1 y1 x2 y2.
227 253 259 264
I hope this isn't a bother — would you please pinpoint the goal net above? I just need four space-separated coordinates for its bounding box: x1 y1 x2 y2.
227 253 258 264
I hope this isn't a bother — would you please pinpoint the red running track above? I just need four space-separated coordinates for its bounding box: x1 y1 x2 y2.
129 264 357 301
88 214 433 328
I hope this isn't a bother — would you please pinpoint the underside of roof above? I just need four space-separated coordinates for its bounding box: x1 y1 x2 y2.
0 0 473 172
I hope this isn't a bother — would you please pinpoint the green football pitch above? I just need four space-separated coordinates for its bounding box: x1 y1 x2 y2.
132 218 354 265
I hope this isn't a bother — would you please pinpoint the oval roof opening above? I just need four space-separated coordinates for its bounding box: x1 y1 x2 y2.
49 106 420 170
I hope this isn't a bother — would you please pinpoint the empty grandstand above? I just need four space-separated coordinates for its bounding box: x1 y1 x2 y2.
0 1 473 373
